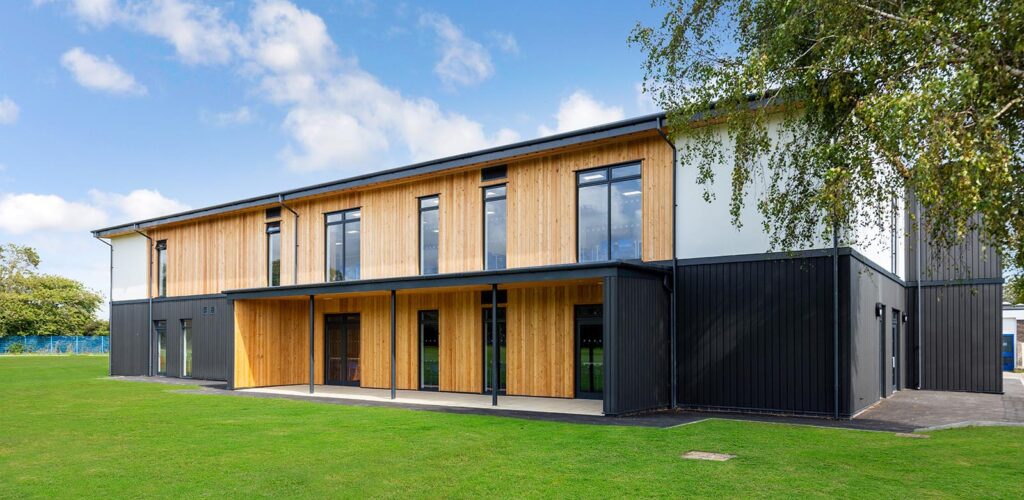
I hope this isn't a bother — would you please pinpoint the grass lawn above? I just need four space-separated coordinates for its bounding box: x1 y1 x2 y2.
1 357 1022 498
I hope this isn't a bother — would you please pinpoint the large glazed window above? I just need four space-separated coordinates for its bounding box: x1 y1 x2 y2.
325 208 361 281
155 240 167 297
483 184 507 270
266 222 281 286
577 163 642 262
419 196 440 275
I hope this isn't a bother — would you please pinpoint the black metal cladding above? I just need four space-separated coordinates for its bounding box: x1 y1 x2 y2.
911 284 1003 393
604 276 670 416
677 254 838 416
110 296 232 380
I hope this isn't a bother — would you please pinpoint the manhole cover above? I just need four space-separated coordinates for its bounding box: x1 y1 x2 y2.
682 451 735 461
895 432 929 439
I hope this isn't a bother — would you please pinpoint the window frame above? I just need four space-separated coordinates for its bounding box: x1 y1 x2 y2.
266 222 281 287
482 183 508 270
324 207 362 282
180 318 193 378
155 240 167 297
575 162 643 263
418 194 441 275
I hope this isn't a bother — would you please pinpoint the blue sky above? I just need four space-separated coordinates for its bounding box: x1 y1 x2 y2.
0 0 665 312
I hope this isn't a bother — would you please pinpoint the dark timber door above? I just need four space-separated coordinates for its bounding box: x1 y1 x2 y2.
325 314 360 386
575 304 604 399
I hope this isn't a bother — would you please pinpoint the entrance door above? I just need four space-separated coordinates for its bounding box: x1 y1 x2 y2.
891 310 900 392
483 307 506 393
575 305 604 399
419 310 439 390
1004 334 1016 371
325 314 360 386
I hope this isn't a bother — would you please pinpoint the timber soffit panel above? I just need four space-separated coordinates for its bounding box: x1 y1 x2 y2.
221 261 668 300
91 113 666 238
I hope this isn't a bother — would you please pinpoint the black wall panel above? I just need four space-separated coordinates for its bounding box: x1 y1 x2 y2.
110 296 231 381
604 276 670 416
677 255 839 416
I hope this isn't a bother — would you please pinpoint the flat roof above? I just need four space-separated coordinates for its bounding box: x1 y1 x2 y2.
92 113 667 238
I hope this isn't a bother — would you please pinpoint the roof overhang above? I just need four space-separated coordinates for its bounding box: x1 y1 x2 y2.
92 113 667 238
222 261 669 301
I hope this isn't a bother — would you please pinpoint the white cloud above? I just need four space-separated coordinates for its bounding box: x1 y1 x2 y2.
0 193 108 234
53 0 519 173
0 96 19 124
70 0 119 26
419 12 494 87
60 47 147 95
200 106 255 126
88 188 190 221
490 31 519 55
538 91 625 136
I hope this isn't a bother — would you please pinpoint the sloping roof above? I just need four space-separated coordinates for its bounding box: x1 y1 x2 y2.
92 112 667 238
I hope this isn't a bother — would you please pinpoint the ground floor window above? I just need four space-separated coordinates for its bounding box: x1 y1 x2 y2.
575 305 603 398
482 307 507 393
154 320 167 376
419 311 439 390
181 319 193 378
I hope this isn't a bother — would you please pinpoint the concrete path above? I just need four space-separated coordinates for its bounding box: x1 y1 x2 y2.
856 376 1024 431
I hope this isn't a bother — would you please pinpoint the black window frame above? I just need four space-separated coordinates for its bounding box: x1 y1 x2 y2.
155 240 167 297
180 318 193 379
324 207 362 282
418 310 440 391
266 222 281 287
482 183 507 271
575 162 643 263
418 195 440 275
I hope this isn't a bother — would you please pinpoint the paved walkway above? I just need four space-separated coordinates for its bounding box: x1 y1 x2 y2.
856 376 1024 431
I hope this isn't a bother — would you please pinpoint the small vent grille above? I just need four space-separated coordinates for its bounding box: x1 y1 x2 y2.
201 306 216 315
265 207 282 219
481 165 507 182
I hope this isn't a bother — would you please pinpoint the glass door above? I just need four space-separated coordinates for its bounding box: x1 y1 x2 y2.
325 314 360 386
483 307 506 393
419 311 440 390
575 305 603 398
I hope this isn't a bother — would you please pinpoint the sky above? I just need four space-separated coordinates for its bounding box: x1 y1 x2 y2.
0 0 665 316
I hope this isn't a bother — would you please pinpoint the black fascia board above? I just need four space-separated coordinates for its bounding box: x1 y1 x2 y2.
91 114 665 238
222 261 667 300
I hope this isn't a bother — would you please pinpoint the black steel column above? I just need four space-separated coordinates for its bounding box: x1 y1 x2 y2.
832 227 840 419
390 289 396 400
491 283 498 406
308 295 314 394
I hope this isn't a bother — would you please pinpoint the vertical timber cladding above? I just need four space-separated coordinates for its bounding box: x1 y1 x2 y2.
111 296 232 379
677 254 838 415
604 276 671 416
233 298 309 389
145 134 673 297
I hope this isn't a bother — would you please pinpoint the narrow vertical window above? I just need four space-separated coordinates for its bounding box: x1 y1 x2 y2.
419 310 440 390
155 240 167 297
154 320 167 376
181 319 193 378
325 208 361 281
483 184 507 270
419 195 440 275
266 222 281 286
577 163 642 262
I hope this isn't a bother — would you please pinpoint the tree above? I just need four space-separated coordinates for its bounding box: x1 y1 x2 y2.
1006 276 1024 304
631 0 1023 270
0 244 103 337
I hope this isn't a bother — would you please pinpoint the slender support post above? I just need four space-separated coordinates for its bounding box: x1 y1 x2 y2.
916 201 923 389
308 295 315 394
832 226 840 419
390 290 397 400
491 283 498 406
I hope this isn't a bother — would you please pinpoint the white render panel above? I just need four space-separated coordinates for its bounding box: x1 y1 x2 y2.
111 233 148 301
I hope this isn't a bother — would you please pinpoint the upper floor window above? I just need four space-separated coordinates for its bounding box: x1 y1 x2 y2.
326 208 361 281
577 163 642 262
483 184 507 270
266 222 281 286
155 240 167 297
419 195 440 275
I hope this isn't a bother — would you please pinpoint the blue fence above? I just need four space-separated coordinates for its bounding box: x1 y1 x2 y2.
0 335 109 355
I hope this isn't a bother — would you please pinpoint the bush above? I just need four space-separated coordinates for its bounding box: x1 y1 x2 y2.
6 342 31 354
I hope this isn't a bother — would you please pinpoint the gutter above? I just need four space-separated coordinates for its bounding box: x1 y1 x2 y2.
133 225 154 377
656 118 679 409
278 194 299 285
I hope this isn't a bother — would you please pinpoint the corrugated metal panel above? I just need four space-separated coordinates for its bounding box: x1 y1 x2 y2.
915 284 1003 393
110 301 150 376
677 254 838 416
905 197 1001 281
603 276 670 415
111 296 232 381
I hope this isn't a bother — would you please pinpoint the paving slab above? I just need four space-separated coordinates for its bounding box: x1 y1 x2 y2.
856 376 1024 431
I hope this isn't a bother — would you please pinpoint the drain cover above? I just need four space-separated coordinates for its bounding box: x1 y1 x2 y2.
895 433 929 439
682 451 736 461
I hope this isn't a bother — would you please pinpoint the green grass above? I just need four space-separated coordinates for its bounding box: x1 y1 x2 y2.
1 357 1022 498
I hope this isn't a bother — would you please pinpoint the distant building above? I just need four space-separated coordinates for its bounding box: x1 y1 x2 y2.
1003 303 1024 371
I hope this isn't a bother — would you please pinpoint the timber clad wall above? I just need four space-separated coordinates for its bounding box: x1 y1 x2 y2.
147 135 672 297
232 283 603 397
